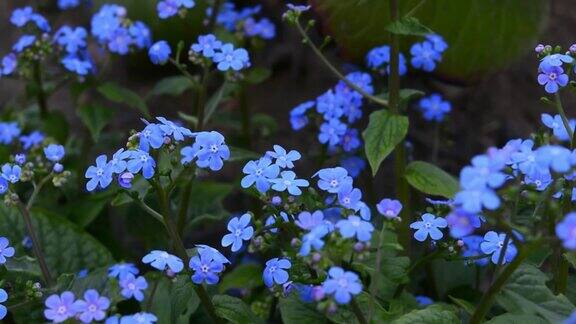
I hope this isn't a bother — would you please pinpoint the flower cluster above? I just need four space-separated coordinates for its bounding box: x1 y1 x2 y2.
157 0 196 19
188 34 251 71
209 1 276 40
91 4 152 55
535 44 576 94
57 0 83 10
417 93 452 122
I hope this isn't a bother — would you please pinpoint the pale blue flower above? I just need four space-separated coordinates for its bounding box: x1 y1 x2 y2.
410 213 447 242
322 267 362 304
263 258 291 287
221 213 253 252
270 171 309 195
336 215 374 242
142 250 184 273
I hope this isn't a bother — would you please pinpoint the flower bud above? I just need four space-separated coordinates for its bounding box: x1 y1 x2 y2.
534 44 545 53
353 242 365 253
15 153 26 165
118 172 135 189
53 163 63 173
570 44 576 54
311 286 325 301
271 196 282 206
311 252 322 263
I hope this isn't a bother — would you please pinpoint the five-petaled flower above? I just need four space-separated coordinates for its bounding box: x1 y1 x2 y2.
410 213 448 242
263 258 291 287
142 250 184 273
221 213 254 252
322 267 362 304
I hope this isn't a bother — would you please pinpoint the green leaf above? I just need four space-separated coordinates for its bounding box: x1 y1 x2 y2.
386 16 434 36
378 89 424 108
390 304 459 324
212 295 264 324
405 161 459 198
447 296 475 315
0 205 113 275
146 275 200 324
362 110 409 175
244 67 272 84
486 313 548 324
203 82 238 124
4 256 41 278
111 178 151 206
97 82 150 117
147 75 195 99
64 191 116 228
219 264 263 293
41 111 69 143
184 182 232 231
496 264 575 323
229 146 261 162
279 295 328 324
77 104 115 142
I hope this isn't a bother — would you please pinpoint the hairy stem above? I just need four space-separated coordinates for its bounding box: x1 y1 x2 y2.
176 170 196 237
32 61 48 119
555 93 574 148
239 83 252 148
350 298 368 324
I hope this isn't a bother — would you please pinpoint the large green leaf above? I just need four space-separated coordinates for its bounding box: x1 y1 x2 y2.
145 275 200 324
219 263 263 293
496 264 575 323
147 76 196 99
212 295 264 324
486 314 547 324
77 104 115 142
97 82 150 117
405 161 459 198
279 295 328 324
386 17 434 36
362 110 409 176
312 0 548 81
184 182 233 231
0 206 113 275
390 304 459 324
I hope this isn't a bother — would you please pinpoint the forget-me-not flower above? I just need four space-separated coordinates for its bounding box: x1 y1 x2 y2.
156 117 192 141
44 144 65 162
336 215 374 242
480 231 517 264
299 225 329 256
241 157 279 193
376 198 402 219
267 145 301 168
73 289 110 323
541 113 575 142
148 41 172 65
194 131 230 171
85 155 113 191
2 164 20 184
556 212 576 250
418 94 451 122
322 267 362 304
108 263 139 279
221 213 254 252
316 167 353 193
119 274 148 301
0 289 7 320
0 237 15 264
538 64 569 94
142 250 184 273
263 258 291 287
213 44 250 71
191 34 222 58
44 291 78 323
189 248 225 285
127 150 156 179
270 171 309 195
410 41 442 72
410 213 448 242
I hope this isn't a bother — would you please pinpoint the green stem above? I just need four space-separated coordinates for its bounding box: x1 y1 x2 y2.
294 20 388 107
469 242 538 323
239 83 252 148
146 277 160 311
196 66 210 131
405 0 428 17
176 170 196 237
554 93 574 148
32 61 48 119
350 298 368 324
207 0 222 31
554 184 571 294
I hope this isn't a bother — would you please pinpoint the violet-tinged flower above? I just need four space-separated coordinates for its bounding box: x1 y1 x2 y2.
194 131 230 171
337 183 362 210
290 101 314 131
425 34 448 53
0 289 7 320
319 118 347 147
129 21 152 49
286 3 311 12
299 225 329 256
139 123 164 151
142 250 184 273
44 144 65 162
221 213 253 252
270 171 309 195
267 145 301 168
241 157 279 193
148 41 172 65
157 0 179 19
540 53 574 68
341 128 362 152
316 167 353 193
0 122 21 145
119 274 148 301
480 231 517 264
418 94 451 122
322 267 362 304
156 117 192 141
213 44 250 71
376 198 402 219
410 213 447 242
538 64 569 94
107 27 132 55
0 178 8 195
118 172 134 189
191 34 222 58
85 155 113 191
55 26 87 54
19 131 43 149
365 45 407 75
73 289 110 323
295 210 325 231
0 237 15 264
189 248 225 285
336 215 374 242
541 113 575 142
127 150 156 179
556 212 576 250
410 41 442 72
108 263 139 279
461 235 488 266
44 291 77 323
446 209 482 238
263 258 291 287
2 164 21 184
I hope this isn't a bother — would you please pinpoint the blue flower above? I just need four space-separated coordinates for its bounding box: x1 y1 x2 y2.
446 209 482 238
244 18 276 40
196 244 230 265
108 263 139 279
30 14 50 32
340 156 366 178
524 170 552 191
460 155 507 189
19 131 43 149
376 198 402 219
509 139 543 177
410 41 442 72
286 3 311 12
365 45 407 75
535 145 573 173
339 128 361 152
119 274 148 301
556 213 576 250
263 258 291 287
1 54 18 76
2 164 21 184
73 289 110 323
267 145 301 168
149 41 172 65
337 183 362 210
194 131 230 171
480 231 517 264
221 213 254 252
299 225 329 256
55 26 87 54
107 28 132 55
127 150 156 179
454 184 500 214
124 313 158 324
295 210 325 231
0 122 20 145
541 113 575 142
336 215 374 242
180 143 200 165
85 155 113 191
142 250 184 273
189 248 225 285
191 34 222 58
156 117 192 141
139 123 164 151
290 101 314 131
13 35 36 53
316 167 353 193
44 144 65 162
540 53 574 68
538 64 569 94
118 172 134 189
316 90 344 119
240 157 280 193
62 56 93 76
0 178 8 195
91 8 121 43
318 118 347 147
129 22 152 49
461 235 488 266
322 267 362 304
265 212 289 234
271 171 309 195
110 149 131 174
157 0 179 19
213 44 250 71
0 237 15 264
44 291 77 323
15 154 26 165
0 289 7 320
10 7 34 27
425 34 448 53
410 213 447 242
58 0 81 10
418 94 451 122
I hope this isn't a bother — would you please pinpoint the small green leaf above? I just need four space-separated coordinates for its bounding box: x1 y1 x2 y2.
391 304 459 324
362 110 409 175
219 264 263 293
386 16 434 36
244 67 272 84
204 82 238 124
279 295 327 324
147 76 195 99
405 161 459 198
64 190 116 228
4 256 41 278
378 89 425 108
448 296 475 315
486 314 547 324
229 146 261 162
77 104 115 142
97 82 150 117
212 295 264 324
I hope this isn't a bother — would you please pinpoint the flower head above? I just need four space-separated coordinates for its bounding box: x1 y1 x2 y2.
376 198 402 219
142 250 184 273
418 94 451 122
270 171 309 195
295 210 325 231
410 41 442 72
556 213 576 250
1 54 17 76
410 213 447 242
336 215 374 242
191 34 222 58
44 291 77 323
108 263 139 279
0 289 7 320
213 44 250 71
139 123 164 151
55 26 87 54
0 237 15 264
149 41 172 65
290 101 314 131
263 258 291 287
156 117 192 141
480 231 517 264
189 248 226 285
541 113 575 142
73 289 110 323
194 131 230 171
119 274 148 301
322 267 362 304
127 150 156 179
85 155 113 191
44 144 65 162
2 164 20 184
221 213 254 252
19 131 43 149
461 235 488 266
241 157 279 193
316 167 353 194
446 209 482 238
299 225 329 256
267 145 301 168
538 64 569 94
